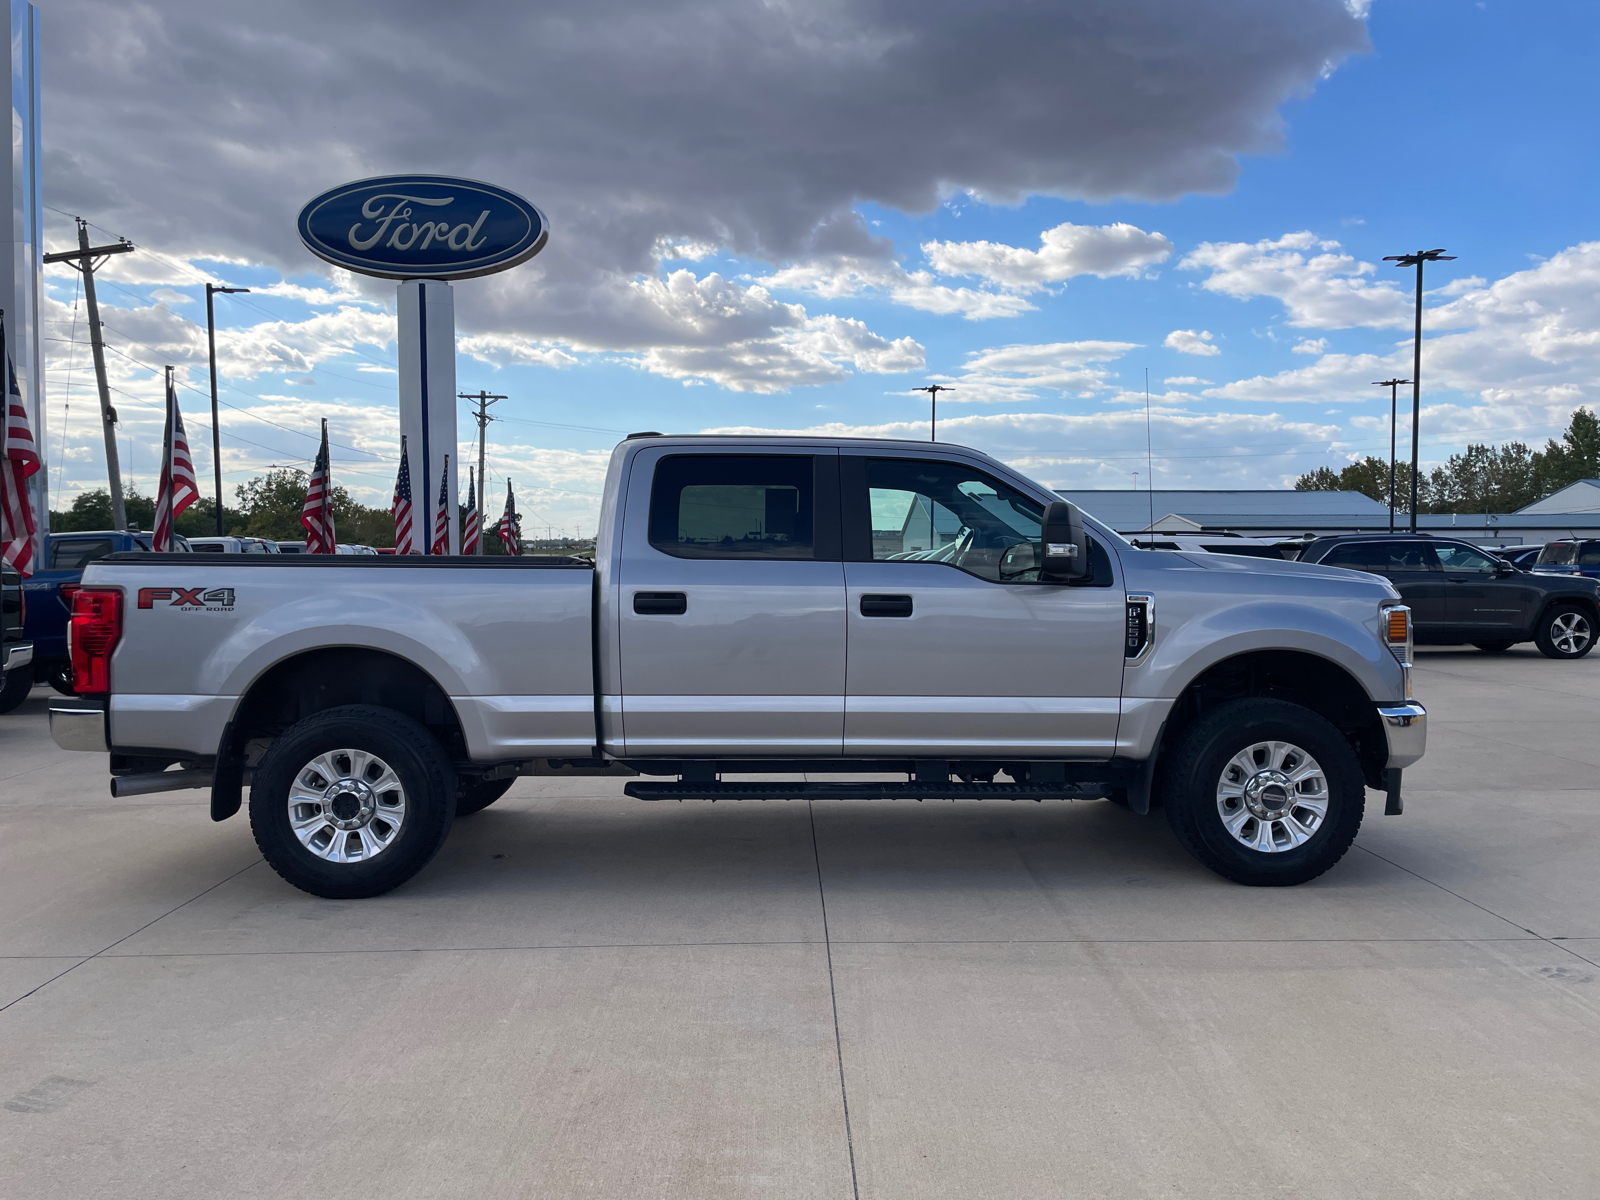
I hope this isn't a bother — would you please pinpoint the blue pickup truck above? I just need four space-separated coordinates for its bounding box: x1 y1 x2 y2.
17 530 189 698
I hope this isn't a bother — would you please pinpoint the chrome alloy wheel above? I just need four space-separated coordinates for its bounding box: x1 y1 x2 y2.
1215 740 1329 854
286 749 407 863
1550 611 1592 655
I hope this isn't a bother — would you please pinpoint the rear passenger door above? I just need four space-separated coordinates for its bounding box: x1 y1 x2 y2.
615 449 846 757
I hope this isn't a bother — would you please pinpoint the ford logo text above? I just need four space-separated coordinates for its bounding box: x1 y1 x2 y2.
297 175 548 280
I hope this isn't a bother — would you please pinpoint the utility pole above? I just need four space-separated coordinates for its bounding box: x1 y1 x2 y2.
44 220 135 531
1372 378 1411 533
458 390 505 553
205 283 250 534
1383 248 1455 532
912 384 953 441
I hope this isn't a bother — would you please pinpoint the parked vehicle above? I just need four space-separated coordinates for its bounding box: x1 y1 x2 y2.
50 436 1426 897
0 564 33 713
188 536 280 554
1301 533 1600 658
1128 535 1287 560
21 530 190 695
1492 545 1544 571
1531 539 1600 579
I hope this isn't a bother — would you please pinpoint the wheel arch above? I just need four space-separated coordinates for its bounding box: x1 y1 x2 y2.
1155 648 1388 792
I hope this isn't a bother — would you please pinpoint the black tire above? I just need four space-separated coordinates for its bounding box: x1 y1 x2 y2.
1533 603 1596 660
44 661 75 695
1473 641 1514 653
1163 698 1365 887
455 776 515 817
248 705 457 899
0 668 31 714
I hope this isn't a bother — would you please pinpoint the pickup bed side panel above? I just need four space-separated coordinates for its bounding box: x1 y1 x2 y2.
95 562 594 759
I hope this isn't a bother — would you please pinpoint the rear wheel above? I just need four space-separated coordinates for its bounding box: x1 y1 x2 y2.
1164 698 1365 886
1473 641 1514 653
456 776 515 817
44 661 75 695
249 705 457 898
0 668 31 714
1534 604 1595 660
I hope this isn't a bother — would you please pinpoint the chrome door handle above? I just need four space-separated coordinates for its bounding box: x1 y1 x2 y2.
860 594 913 618
633 591 687 615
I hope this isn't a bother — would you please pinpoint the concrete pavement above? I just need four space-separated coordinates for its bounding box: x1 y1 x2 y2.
1 648 1597 1198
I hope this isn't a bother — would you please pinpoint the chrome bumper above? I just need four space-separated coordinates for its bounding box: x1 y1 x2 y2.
49 698 107 753
1 639 31 672
1378 702 1427 769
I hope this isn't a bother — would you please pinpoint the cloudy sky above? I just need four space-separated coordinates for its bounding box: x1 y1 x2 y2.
37 0 1600 535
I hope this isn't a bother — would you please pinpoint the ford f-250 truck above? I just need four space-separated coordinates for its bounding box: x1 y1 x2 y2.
48 435 1426 898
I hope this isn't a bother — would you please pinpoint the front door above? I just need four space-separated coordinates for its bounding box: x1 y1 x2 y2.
839 452 1125 758
1435 541 1536 636
616 449 846 757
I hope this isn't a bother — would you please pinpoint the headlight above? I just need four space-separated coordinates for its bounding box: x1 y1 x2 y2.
1381 603 1413 699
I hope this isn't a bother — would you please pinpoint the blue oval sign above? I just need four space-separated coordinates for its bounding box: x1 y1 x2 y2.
297 175 548 280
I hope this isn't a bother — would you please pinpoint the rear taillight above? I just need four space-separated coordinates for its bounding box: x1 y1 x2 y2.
69 587 122 695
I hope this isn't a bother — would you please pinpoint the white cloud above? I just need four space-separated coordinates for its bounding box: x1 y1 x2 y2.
921 222 1172 291
1164 328 1221 356
640 312 924 393
926 339 1141 404
1178 231 1409 328
1292 337 1329 354
760 257 1035 320
41 0 1371 373
1164 376 1212 386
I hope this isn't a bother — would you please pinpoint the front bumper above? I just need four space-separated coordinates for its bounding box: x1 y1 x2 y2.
49 697 107 752
1378 701 1427 769
1 639 32 673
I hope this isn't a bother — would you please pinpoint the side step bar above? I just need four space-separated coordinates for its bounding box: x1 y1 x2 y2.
625 780 1112 802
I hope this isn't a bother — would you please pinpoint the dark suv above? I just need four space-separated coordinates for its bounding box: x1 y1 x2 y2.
1300 534 1600 659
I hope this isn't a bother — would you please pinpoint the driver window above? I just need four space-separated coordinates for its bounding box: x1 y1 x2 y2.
865 458 1048 583
1435 544 1500 573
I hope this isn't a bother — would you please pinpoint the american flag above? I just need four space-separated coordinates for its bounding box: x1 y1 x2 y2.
151 369 199 552
391 435 416 554
300 419 336 553
462 467 481 555
430 455 451 555
1 317 39 578
497 478 521 556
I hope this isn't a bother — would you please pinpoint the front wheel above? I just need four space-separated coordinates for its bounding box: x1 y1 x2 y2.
1163 698 1365 886
1534 604 1595 660
249 705 457 899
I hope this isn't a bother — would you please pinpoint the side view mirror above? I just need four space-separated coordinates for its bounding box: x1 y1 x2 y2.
1040 501 1089 582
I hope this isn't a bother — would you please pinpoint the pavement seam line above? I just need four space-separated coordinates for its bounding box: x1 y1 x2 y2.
1353 844 1599 969
0 858 264 1016
809 800 862 1200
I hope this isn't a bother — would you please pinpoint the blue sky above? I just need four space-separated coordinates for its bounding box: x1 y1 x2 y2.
40 0 1600 536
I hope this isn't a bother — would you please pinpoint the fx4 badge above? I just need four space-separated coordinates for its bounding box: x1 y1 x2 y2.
137 587 236 611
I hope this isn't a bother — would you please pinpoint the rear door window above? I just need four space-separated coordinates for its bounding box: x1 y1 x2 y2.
49 538 114 570
648 455 817 559
1579 542 1600 566
1322 542 1439 572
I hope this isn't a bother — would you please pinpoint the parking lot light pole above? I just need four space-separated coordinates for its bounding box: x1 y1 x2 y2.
1372 378 1411 533
1382 249 1455 532
912 384 953 441
205 284 250 535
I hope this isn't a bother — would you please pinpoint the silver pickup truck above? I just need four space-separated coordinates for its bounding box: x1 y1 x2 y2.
50 435 1426 898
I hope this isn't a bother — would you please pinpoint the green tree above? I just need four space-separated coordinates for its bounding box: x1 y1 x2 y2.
233 469 394 547
1531 407 1600 498
1297 458 1414 510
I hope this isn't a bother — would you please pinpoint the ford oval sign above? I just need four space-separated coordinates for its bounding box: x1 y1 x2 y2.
297 175 548 280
